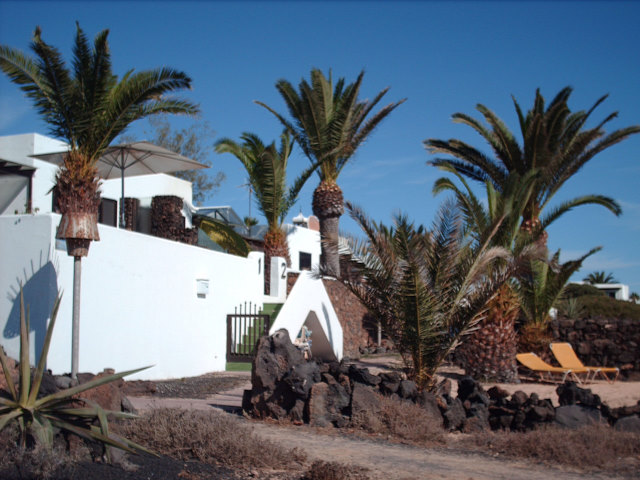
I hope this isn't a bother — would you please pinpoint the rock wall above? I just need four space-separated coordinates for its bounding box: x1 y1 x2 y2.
243 331 640 433
151 195 197 245
551 316 640 377
321 279 373 359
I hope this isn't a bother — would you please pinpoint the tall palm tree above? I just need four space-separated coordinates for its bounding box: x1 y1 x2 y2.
583 271 618 284
256 69 405 276
341 201 516 390
215 131 317 293
0 24 197 377
425 87 640 242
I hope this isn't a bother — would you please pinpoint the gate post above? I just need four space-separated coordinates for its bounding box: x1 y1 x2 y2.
269 256 287 301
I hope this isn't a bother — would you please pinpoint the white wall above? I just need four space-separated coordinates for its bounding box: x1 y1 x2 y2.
0 134 195 220
0 214 264 379
285 224 321 273
100 173 193 204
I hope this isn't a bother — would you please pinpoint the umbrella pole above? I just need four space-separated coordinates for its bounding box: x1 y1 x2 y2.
120 164 126 228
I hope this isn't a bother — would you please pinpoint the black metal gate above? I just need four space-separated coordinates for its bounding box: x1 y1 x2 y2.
226 302 271 362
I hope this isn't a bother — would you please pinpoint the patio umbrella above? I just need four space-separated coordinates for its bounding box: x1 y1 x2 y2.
34 142 208 227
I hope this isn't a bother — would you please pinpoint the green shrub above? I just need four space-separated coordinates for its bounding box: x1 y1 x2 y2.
563 283 606 298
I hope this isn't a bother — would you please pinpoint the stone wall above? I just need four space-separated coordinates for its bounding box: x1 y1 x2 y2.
151 195 197 245
321 279 374 359
551 316 640 377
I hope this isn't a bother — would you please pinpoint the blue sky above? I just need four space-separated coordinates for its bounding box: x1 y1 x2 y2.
1 1 639 291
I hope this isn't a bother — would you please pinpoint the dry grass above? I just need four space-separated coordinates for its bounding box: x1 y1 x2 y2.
459 424 640 475
301 460 370 480
350 394 445 446
113 407 304 470
0 425 83 480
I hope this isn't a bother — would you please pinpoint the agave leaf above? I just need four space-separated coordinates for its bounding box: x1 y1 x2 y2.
35 365 151 408
50 405 138 420
0 408 23 431
47 416 140 455
88 423 158 457
31 414 54 448
28 294 62 405
0 345 18 401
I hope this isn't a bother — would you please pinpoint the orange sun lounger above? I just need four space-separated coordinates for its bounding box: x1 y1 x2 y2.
550 342 619 383
516 352 588 384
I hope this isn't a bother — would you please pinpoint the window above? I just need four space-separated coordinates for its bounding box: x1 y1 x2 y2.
98 198 117 227
299 252 312 271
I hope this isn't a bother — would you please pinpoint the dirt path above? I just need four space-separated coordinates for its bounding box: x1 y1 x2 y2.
246 421 612 480
127 368 640 480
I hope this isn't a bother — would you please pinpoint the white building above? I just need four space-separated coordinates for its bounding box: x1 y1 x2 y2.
0 133 339 379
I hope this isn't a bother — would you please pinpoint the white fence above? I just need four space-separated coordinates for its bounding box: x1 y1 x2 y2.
0 214 264 379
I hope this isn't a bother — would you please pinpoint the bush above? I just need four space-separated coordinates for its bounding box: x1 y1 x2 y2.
576 295 640 320
563 283 605 298
350 394 444 445
302 460 370 480
0 425 82 480
459 424 640 475
113 408 304 470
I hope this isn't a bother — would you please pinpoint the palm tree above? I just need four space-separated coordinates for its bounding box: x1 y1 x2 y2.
583 271 618 284
341 201 517 390
215 131 317 293
433 167 545 381
256 69 405 276
425 87 640 242
0 24 197 377
516 247 600 353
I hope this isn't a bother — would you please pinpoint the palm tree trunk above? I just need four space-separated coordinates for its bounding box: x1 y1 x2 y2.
312 181 344 277
456 284 520 382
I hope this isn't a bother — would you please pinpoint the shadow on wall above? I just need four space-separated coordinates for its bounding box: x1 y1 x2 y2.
4 261 59 362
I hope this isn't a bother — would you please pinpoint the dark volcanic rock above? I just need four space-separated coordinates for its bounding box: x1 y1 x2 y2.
614 415 640 433
554 405 605 429
348 365 381 387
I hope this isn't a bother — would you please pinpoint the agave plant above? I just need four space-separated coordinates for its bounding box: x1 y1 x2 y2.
0 288 152 460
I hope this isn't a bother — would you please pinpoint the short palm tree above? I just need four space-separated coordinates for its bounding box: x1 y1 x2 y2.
516 247 600 353
342 201 517 390
215 131 317 293
0 24 197 377
433 167 544 381
583 271 618 284
425 87 640 242
256 69 405 276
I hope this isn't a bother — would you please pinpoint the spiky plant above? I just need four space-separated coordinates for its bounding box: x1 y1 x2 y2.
198 217 250 257
215 131 317 293
0 288 152 460
0 23 197 378
425 87 640 243
516 247 601 354
341 201 517 390
256 69 405 277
